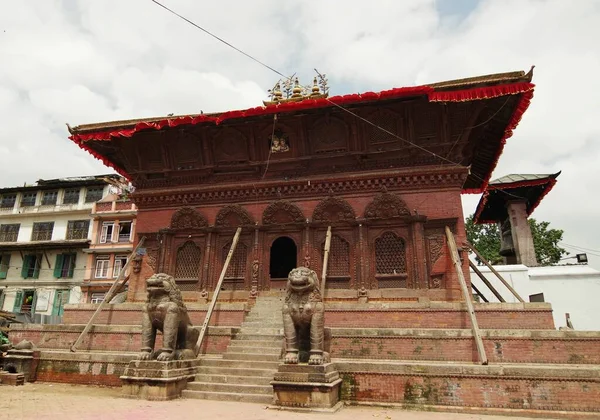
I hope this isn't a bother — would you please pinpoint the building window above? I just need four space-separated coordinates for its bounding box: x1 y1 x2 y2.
0 194 16 209
63 188 80 204
375 231 407 288
174 241 201 281
90 292 106 304
21 192 37 207
320 235 350 289
21 254 41 279
66 220 90 240
41 190 58 206
113 255 128 278
117 221 133 243
95 256 110 278
0 254 10 279
54 253 76 278
31 222 54 241
100 222 114 243
85 187 104 203
0 224 20 242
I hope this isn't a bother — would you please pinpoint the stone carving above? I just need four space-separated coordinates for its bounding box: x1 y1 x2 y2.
170 207 208 229
427 233 445 266
262 200 305 225
282 267 329 365
312 196 355 223
139 273 199 361
215 204 254 227
364 192 410 220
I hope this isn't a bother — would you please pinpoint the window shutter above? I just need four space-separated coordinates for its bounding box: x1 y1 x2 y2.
21 256 31 278
0 254 10 279
67 255 75 278
32 255 40 279
100 225 108 243
54 254 64 278
13 290 23 312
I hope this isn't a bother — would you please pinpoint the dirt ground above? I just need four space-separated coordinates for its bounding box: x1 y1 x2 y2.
0 383 548 420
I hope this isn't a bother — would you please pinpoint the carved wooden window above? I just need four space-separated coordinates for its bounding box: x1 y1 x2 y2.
368 110 398 145
321 235 350 289
375 232 407 288
221 242 247 291
174 241 201 281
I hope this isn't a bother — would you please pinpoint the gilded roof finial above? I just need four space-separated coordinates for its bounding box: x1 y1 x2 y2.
264 71 329 106
311 77 321 96
291 77 302 98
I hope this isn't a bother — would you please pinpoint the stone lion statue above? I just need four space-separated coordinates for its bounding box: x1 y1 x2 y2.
282 267 330 365
138 273 199 361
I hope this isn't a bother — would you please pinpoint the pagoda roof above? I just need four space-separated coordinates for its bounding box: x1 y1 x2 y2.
67 68 535 193
474 171 561 224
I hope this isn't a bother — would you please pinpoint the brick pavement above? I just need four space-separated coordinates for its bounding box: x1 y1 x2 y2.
0 383 547 420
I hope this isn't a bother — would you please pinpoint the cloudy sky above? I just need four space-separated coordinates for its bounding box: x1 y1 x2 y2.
1 0 599 268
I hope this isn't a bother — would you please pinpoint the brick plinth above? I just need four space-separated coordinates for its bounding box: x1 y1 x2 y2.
329 328 600 364
62 303 246 326
337 360 600 414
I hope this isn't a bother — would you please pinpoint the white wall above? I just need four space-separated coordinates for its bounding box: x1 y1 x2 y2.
469 263 600 331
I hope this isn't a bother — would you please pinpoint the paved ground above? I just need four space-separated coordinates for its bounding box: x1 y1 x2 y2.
0 383 545 420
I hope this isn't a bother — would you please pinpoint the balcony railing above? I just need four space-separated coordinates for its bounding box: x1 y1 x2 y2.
67 229 88 240
118 234 132 243
31 230 53 241
0 232 18 242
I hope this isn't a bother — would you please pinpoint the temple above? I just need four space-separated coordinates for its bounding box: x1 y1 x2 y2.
67 69 535 303
7 69 600 415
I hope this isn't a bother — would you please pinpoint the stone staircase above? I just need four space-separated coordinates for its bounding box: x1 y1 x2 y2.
183 296 284 403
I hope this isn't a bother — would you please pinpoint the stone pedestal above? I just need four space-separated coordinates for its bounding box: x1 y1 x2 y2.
271 363 343 412
120 359 200 401
0 371 25 385
1 349 40 382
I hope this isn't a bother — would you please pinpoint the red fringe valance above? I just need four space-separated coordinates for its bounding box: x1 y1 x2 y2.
428 82 534 103
461 88 535 194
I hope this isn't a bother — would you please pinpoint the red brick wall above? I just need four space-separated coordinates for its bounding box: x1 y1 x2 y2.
36 360 129 387
62 306 245 326
325 308 555 329
331 336 600 364
340 373 600 413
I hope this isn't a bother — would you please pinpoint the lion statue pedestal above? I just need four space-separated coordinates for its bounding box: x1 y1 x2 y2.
271 267 343 412
120 274 201 400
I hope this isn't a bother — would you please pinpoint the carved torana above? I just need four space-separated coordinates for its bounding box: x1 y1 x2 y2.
170 206 208 229
364 192 410 220
262 200 305 225
312 196 355 223
215 204 254 227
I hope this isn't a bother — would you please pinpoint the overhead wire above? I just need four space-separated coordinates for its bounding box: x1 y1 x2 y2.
149 0 531 203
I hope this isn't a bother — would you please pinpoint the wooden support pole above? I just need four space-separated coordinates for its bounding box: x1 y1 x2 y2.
471 283 489 303
469 260 506 303
445 227 488 365
195 227 242 357
320 226 332 292
465 242 524 303
70 237 146 352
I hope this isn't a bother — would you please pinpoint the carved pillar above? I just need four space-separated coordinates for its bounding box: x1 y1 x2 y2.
250 226 259 297
410 219 428 289
303 222 311 269
201 231 212 292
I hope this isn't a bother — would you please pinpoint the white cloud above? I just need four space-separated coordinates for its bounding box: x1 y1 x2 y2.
0 0 598 268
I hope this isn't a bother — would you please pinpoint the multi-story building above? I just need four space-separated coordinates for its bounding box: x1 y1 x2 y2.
0 175 119 321
81 194 137 303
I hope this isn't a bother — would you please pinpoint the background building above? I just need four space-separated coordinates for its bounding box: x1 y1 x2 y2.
0 175 119 322
81 194 137 303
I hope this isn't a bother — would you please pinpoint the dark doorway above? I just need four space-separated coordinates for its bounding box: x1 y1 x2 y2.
270 237 297 279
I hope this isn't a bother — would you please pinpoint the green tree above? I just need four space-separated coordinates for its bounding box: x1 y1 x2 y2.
465 215 567 266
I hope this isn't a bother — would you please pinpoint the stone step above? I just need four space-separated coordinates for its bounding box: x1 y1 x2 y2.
226 345 281 354
223 352 280 362
236 327 282 335
233 334 283 341
182 389 273 404
195 374 273 385
241 321 283 327
187 381 272 395
196 366 276 377
228 339 281 348
202 358 279 369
